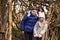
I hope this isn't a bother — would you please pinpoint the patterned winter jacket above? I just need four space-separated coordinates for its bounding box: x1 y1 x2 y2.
20 12 38 33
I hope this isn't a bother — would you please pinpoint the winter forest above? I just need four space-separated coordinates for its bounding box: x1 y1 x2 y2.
0 0 60 40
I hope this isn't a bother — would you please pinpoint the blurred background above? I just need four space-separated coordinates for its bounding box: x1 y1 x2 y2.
0 0 60 40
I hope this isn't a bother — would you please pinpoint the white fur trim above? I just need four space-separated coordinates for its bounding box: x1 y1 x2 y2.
39 12 45 18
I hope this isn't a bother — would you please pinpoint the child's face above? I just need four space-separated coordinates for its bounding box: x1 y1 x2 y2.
31 10 37 15
39 17 44 22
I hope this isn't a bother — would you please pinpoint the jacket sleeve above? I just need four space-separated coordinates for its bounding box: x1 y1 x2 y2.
20 13 28 31
34 22 38 37
40 24 48 35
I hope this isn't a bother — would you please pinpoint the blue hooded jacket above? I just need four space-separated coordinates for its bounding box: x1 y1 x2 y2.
20 12 38 33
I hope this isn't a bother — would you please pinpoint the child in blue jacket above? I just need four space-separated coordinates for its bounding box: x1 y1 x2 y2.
20 8 38 40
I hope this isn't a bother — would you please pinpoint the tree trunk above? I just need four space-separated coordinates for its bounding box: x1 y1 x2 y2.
0 0 12 40
7 0 12 40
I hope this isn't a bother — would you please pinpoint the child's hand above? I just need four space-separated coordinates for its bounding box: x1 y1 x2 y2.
21 31 24 34
39 34 42 37
37 33 42 37
34 34 38 37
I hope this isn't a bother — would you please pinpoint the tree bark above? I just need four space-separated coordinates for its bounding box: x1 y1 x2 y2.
7 0 12 40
